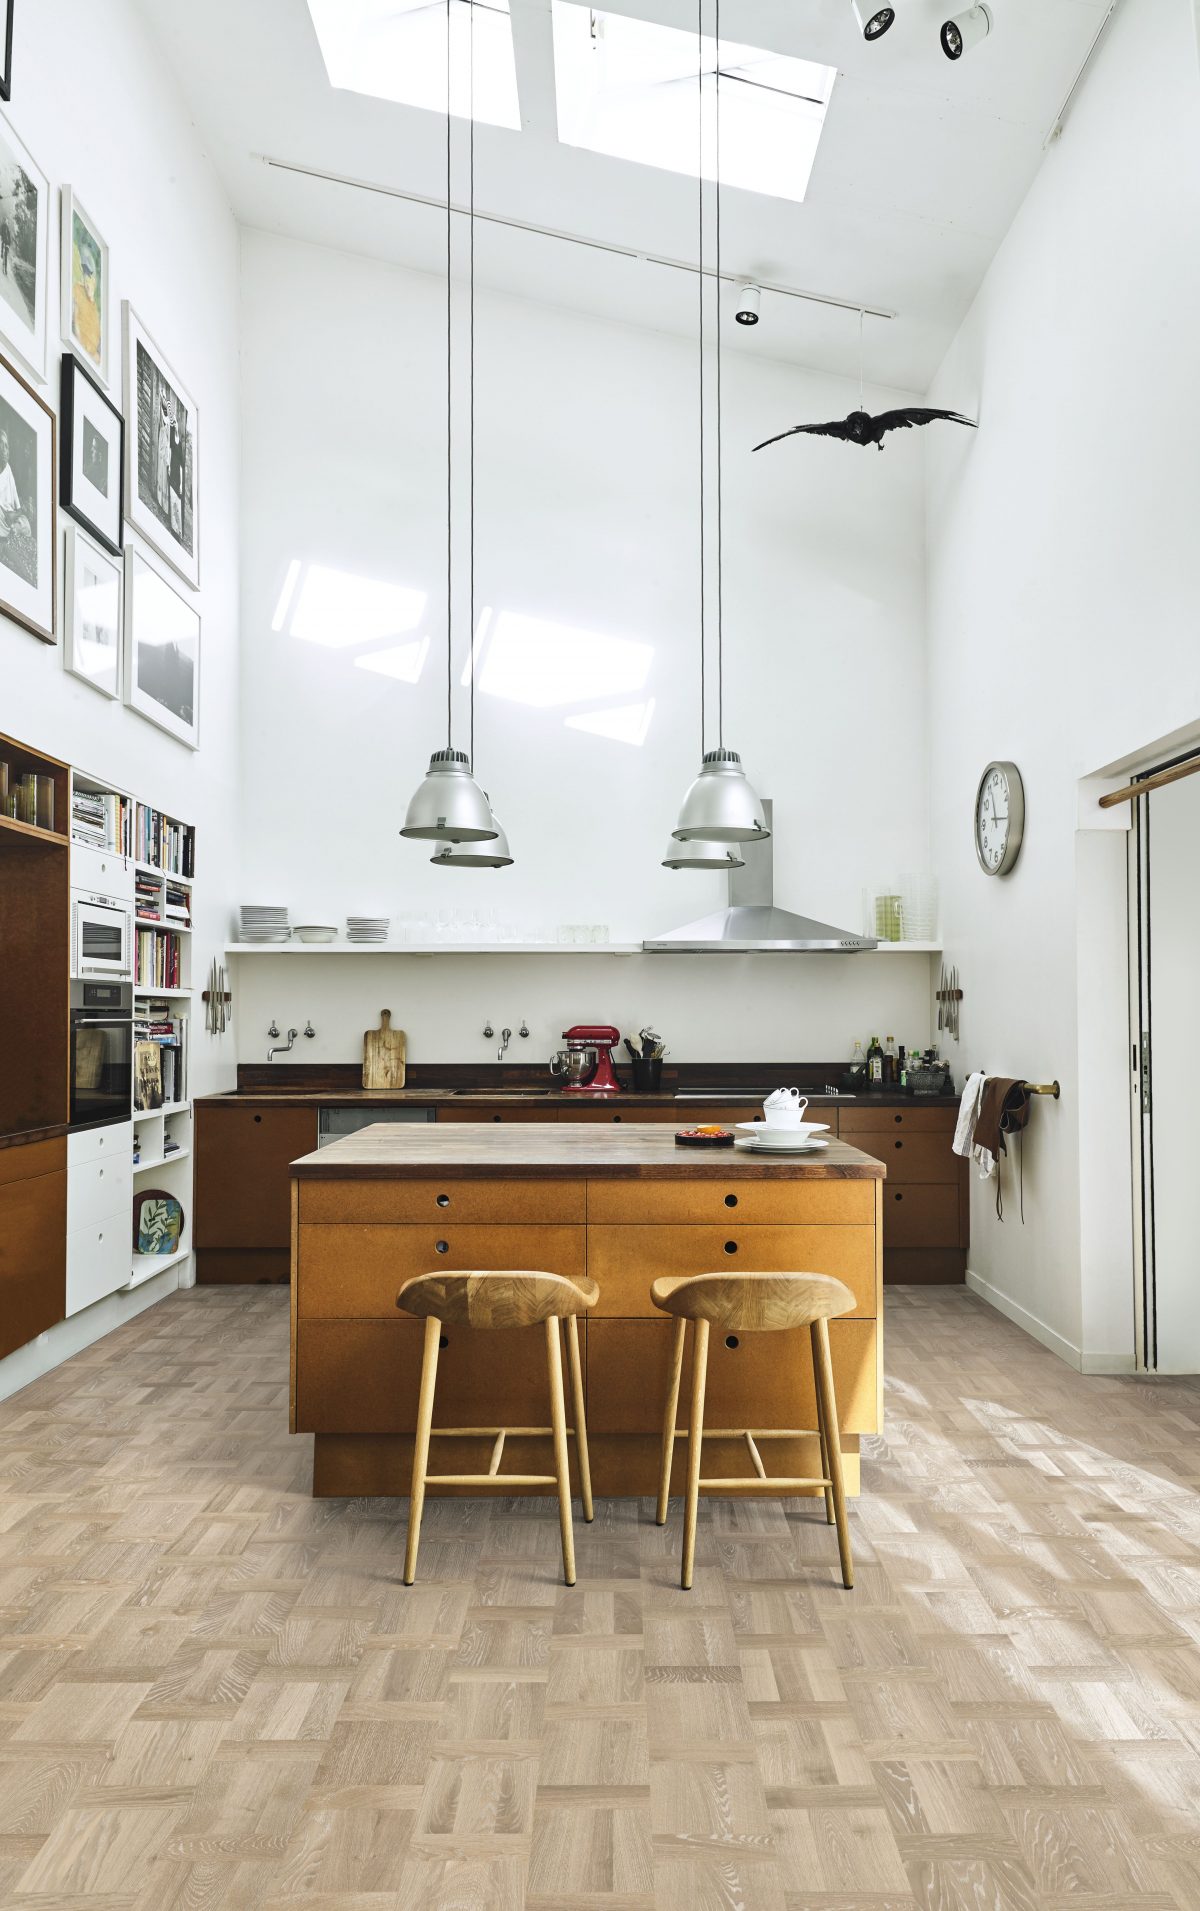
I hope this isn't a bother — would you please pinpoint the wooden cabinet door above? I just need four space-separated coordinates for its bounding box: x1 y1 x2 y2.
842 1131 957 1183
0 1140 66 1359
437 1105 559 1123
194 1105 318 1249
296 1317 566 1432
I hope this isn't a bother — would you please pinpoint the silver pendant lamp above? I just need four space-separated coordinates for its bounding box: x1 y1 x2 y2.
431 808 514 868
401 0 499 848
666 0 768 858
662 834 743 870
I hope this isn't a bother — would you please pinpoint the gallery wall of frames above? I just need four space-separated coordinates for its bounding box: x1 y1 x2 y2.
0 1 201 767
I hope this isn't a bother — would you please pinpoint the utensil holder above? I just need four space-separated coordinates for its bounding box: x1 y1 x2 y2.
630 1057 664 1091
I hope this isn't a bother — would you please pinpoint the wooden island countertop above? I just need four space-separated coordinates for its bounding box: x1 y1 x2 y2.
291 1122 887 1180
290 1122 886 1500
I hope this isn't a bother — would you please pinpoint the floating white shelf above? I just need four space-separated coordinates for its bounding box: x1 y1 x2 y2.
126 1243 190 1287
133 1147 190 1175
870 941 942 953
224 941 643 956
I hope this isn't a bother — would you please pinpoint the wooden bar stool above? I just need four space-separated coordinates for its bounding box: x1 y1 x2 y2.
396 1269 598 1588
651 1271 856 1592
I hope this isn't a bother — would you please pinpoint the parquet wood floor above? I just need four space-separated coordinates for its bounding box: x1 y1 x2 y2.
5 1286 1200 1907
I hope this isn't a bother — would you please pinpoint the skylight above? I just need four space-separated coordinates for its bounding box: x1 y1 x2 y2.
552 4 835 202
306 0 521 131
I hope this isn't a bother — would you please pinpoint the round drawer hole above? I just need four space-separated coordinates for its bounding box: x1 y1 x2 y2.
724 1193 738 1208
724 1240 738 1254
895 1140 903 1150
894 1192 903 1202
436 1194 450 1208
492 1114 502 1122
612 1114 622 1123
435 1240 449 1254
439 1334 449 1350
725 1334 740 1350
254 1114 262 1124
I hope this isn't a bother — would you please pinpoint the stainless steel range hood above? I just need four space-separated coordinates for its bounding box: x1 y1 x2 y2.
643 802 877 953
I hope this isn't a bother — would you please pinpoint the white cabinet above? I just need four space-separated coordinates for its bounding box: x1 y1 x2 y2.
70 842 134 902
66 1124 134 1316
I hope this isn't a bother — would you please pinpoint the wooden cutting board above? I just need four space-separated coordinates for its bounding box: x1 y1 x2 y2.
363 1010 407 1089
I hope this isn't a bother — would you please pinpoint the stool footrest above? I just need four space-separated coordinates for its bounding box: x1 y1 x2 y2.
664 1425 822 1441
425 1425 583 1439
699 1475 831 1492
424 1473 559 1487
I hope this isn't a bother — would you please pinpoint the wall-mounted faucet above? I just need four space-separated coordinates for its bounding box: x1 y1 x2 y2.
498 1026 512 1062
268 1026 299 1061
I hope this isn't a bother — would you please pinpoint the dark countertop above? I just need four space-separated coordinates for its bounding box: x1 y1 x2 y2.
198 1077 950 1111
292 1123 887 1181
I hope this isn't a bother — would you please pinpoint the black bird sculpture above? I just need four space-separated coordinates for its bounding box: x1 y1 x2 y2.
753 406 977 453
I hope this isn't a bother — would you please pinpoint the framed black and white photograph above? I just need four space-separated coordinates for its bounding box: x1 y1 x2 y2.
61 352 122 553
123 303 198 588
63 521 121 699
0 3 13 103
0 109 45 379
60 188 109 385
0 344 54 641
124 540 199 747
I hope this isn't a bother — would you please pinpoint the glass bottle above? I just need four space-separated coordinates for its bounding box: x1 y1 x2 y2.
849 1038 866 1082
884 1035 897 1084
866 1035 884 1088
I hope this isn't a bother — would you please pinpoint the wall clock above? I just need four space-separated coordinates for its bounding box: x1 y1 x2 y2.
974 760 1025 876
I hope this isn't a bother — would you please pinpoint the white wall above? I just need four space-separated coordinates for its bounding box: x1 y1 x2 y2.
237 229 933 1063
924 0 1200 1367
0 0 241 1102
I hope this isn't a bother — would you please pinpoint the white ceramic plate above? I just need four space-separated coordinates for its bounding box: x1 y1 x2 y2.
734 1135 830 1154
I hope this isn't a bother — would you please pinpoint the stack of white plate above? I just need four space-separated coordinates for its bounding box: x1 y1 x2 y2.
293 924 338 944
347 916 389 943
240 905 290 943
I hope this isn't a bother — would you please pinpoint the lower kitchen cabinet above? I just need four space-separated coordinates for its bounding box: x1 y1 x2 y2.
194 1102 318 1283
840 1102 967 1281
66 1124 134 1315
296 1317 564 1433
0 1137 67 1360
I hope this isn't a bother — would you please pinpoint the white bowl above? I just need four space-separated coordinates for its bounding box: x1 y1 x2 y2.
736 1121 828 1141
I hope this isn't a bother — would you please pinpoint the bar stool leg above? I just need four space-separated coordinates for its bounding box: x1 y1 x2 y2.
404 1315 442 1587
656 1316 687 1527
815 1396 836 1526
565 1315 594 1524
546 1315 576 1586
681 1317 710 1591
811 1318 853 1590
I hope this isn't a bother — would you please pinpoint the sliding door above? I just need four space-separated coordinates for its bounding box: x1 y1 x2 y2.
1132 757 1200 1372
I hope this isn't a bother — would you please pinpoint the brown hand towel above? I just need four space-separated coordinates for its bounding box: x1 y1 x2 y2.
975 1077 1032 1219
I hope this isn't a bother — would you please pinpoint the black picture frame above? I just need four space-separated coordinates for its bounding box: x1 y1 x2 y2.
60 351 124 554
0 2 14 102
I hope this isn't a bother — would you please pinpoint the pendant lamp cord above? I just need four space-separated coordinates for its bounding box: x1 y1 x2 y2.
714 0 723 750
469 0 475 776
445 0 453 751
858 307 864 413
697 0 705 760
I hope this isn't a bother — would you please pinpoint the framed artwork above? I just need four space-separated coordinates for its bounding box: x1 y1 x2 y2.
0 108 45 379
123 303 198 587
0 344 53 640
63 522 121 699
124 539 199 747
0 3 12 102
60 352 122 552
60 188 108 384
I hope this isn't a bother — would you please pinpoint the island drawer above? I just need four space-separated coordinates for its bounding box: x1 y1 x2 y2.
437 1105 560 1123
586 1178 872 1226
297 1222 586 1317
296 1318 570 1431
841 1105 956 1136
835 1132 956 1183
587 1224 876 1318
586 1319 878 1435
299 1178 585 1225
883 1183 960 1247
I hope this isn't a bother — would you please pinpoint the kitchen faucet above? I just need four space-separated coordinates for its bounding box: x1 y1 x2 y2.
497 1026 512 1061
268 1027 298 1061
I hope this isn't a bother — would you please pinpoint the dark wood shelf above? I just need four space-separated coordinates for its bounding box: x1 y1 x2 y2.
0 813 69 848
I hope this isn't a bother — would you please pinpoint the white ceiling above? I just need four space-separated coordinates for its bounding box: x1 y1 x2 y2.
135 0 1107 391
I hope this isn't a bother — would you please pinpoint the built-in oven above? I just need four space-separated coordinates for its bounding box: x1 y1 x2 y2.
70 981 134 1129
72 888 133 980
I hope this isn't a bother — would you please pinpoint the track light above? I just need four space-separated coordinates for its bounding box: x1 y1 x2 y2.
940 3 990 57
852 0 896 40
734 283 760 326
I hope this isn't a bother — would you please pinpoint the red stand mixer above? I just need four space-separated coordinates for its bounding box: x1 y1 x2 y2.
549 1023 623 1095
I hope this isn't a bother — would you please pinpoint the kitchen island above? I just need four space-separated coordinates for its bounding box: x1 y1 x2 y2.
291 1122 885 1499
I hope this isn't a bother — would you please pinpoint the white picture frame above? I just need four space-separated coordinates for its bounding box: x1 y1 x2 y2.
123 302 199 588
60 187 110 388
0 109 48 382
124 539 200 748
63 522 121 699
0 342 55 641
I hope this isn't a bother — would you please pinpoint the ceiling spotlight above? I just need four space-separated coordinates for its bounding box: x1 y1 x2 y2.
852 0 896 40
734 283 761 326
940 3 990 57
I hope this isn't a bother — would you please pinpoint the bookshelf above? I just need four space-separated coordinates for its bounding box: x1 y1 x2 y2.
0 734 69 1142
66 768 197 1297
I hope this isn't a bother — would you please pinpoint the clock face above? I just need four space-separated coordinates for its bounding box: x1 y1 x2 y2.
975 761 1024 876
